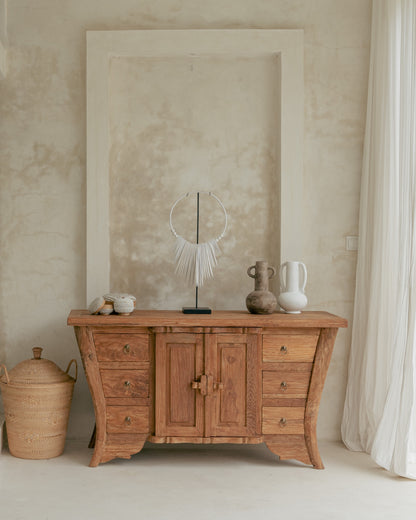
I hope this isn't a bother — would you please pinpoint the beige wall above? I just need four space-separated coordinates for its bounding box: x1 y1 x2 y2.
109 54 280 308
0 0 371 441
0 2 7 81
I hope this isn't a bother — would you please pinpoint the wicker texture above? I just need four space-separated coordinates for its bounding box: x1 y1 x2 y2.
0 348 77 460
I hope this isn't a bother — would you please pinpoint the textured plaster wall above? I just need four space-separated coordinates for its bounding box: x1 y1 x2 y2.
0 1 7 79
0 0 6 44
0 0 371 441
109 55 280 308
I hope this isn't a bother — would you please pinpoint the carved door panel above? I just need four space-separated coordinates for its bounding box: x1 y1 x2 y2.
155 333 204 437
206 334 259 437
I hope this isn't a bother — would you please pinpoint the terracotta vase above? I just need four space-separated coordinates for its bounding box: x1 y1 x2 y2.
246 261 277 314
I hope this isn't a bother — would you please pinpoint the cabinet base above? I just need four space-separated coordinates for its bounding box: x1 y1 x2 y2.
147 435 264 445
89 433 321 468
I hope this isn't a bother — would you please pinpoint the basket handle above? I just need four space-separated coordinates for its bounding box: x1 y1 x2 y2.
0 364 10 384
65 359 78 382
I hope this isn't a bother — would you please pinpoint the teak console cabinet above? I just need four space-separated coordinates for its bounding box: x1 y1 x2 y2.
68 310 347 468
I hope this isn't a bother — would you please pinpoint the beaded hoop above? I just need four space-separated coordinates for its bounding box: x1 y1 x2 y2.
169 191 228 241
169 192 228 287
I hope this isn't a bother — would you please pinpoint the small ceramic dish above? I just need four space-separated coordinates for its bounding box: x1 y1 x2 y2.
113 296 135 315
104 293 136 302
99 302 114 315
88 296 105 315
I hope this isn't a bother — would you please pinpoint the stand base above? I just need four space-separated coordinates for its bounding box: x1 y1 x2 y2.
182 307 212 314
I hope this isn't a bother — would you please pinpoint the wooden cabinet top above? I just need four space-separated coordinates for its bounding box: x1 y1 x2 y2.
68 310 347 329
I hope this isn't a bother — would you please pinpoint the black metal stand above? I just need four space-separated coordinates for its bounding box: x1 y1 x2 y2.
182 192 212 314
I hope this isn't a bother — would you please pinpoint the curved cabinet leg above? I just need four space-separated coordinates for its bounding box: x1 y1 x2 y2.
90 435 106 467
304 328 338 469
101 435 147 464
265 435 312 466
74 327 108 468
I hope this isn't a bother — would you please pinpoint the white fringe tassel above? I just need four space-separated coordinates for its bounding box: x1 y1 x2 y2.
174 236 221 287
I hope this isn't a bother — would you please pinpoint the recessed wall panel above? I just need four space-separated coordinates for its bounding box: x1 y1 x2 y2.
109 55 280 309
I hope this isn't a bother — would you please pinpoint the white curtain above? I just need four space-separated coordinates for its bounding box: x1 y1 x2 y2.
342 0 416 479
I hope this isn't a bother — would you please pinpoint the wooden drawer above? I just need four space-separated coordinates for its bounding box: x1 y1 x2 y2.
263 370 311 398
263 333 319 362
101 369 149 398
106 406 150 434
262 407 305 435
94 334 149 362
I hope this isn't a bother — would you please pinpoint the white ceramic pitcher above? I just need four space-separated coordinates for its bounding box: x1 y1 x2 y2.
278 261 308 314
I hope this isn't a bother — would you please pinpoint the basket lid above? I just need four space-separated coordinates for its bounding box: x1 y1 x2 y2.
0 347 75 385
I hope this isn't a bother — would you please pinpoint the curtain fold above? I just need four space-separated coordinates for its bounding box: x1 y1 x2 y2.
341 0 416 479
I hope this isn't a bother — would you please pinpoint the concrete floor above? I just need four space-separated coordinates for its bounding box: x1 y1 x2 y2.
1 440 415 520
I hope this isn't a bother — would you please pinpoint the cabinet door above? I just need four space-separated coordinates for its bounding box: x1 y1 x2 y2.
207 334 260 437
155 333 204 437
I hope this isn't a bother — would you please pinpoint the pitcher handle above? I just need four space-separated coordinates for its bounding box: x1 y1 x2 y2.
247 265 256 279
299 262 307 293
279 262 288 292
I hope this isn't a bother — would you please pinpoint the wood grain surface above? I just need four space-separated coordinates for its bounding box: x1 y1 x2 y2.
262 333 318 362
93 333 149 362
68 310 348 328
100 369 149 398
262 407 305 435
263 370 311 398
69 310 346 467
106 406 149 434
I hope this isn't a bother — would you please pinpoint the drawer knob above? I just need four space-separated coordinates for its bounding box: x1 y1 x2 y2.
280 381 287 390
124 381 131 388
280 345 288 353
125 416 132 425
123 344 131 353
279 418 287 428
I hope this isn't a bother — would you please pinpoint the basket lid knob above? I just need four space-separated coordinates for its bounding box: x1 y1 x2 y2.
32 347 43 360
0 347 77 385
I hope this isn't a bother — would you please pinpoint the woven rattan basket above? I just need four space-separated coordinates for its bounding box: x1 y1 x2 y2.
0 347 77 459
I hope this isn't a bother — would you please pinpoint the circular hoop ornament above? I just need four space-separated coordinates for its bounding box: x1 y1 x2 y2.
169 192 228 287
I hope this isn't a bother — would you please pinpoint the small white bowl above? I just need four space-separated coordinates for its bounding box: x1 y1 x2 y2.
99 302 114 315
113 297 135 315
88 296 105 315
104 293 136 303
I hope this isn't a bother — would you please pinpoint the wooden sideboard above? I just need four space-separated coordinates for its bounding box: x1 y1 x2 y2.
68 310 347 468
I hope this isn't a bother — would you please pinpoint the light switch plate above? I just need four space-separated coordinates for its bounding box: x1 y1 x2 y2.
346 236 359 251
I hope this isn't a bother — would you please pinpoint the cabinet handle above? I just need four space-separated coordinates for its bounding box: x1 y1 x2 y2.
124 381 131 388
279 418 287 428
191 375 207 396
280 381 287 390
280 345 288 354
125 416 132 425
124 344 131 353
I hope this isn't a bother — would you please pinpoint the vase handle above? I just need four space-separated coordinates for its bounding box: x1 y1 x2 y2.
279 262 288 292
267 266 276 279
247 265 256 279
299 262 307 293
